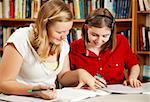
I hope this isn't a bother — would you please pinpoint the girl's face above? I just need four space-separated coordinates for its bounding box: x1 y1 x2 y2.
87 26 111 48
47 21 73 45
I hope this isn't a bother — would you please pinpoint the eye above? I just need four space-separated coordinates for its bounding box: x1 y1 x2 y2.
102 34 110 38
91 33 98 37
56 31 62 34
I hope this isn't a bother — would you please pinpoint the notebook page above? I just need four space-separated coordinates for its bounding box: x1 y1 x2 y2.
0 94 45 102
102 84 143 94
57 87 109 102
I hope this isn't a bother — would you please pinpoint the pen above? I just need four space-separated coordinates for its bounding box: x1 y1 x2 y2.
27 88 53 93
96 73 107 87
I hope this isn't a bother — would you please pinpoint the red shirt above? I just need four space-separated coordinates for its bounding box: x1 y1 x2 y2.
69 35 139 84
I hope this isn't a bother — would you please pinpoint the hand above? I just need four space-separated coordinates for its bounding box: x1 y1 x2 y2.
32 85 57 100
75 69 96 90
123 78 142 88
94 76 107 88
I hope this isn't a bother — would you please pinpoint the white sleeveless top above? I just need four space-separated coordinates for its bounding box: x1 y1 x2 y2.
5 25 70 87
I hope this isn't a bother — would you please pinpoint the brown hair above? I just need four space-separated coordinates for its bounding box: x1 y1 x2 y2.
29 0 73 61
82 8 116 52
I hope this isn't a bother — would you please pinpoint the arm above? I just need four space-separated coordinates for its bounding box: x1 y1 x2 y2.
0 44 56 99
58 55 96 90
0 44 33 95
123 64 142 87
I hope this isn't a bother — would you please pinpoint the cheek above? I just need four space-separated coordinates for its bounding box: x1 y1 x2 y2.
103 37 110 42
88 34 97 41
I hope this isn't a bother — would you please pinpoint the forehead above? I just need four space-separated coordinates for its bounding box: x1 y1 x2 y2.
52 21 73 31
89 26 111 34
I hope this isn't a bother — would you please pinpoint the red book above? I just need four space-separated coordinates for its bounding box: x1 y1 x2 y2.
10 0 14 18
139 26 144 51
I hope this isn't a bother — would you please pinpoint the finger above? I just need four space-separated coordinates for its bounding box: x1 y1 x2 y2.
95 76 107 85
41 91 56 100
95 80 106 88
133 79 138 88
94 82 102 89
135 80 142 88
123 80 127 86
86 81 96 91
76 82 85 89
129 79 134 87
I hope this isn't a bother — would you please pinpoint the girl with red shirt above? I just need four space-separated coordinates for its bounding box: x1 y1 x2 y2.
69 8 142 88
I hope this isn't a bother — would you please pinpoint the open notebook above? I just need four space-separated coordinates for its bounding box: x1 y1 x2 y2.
0 88 109 102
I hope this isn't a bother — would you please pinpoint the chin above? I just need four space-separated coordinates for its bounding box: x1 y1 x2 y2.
54 41 61 45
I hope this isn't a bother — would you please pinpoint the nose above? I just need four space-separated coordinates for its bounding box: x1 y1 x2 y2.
61 31 69 39
96 36 104 43
61 35 66 39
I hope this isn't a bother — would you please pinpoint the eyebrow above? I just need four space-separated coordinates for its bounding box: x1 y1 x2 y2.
91 32 110 35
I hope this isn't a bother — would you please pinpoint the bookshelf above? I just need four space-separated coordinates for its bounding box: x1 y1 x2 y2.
0 0 149 79
136 0 150 81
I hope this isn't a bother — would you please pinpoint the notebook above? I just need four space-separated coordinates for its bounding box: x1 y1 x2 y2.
0 88 110 102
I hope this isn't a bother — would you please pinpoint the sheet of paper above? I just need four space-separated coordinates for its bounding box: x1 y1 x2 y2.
101 82 150 94
57 87 109 102
0 88 109 102
0 94 45 102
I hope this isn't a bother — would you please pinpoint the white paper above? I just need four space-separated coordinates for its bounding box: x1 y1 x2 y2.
57 87 110 102
0 88 109 102
0 94 45 102
101 82 150 94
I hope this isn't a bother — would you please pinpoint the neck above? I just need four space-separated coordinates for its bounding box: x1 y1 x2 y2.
86 43 101 56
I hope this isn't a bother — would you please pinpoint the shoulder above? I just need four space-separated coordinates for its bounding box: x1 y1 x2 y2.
116 34 129 45
70 39 84 51
8 26 33 42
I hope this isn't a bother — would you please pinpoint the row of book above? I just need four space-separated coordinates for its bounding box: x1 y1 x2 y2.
0 26 132 49
0 0 48 19
64 0 131 19
138 26 150 51
0 26 17 48
0 0 131 19
138 0 150 11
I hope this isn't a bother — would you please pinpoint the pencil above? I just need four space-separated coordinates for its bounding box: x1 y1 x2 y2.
96 73 107 87
27 88 53 93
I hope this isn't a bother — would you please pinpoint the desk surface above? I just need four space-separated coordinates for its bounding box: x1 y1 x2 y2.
0 94 149 102
82 94 150 102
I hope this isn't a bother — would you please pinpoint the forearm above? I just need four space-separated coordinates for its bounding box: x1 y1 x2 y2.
129 64 140 79
58 69 82 87
0 81 33 96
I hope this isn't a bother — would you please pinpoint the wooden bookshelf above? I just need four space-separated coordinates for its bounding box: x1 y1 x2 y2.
137 51 150 55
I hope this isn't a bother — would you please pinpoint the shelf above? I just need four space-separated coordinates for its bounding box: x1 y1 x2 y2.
137 51 150 55
137 11 150 14
0 18 36 22
0 18 132 23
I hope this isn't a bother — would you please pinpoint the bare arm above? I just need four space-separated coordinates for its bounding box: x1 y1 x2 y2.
58 55 96 90
123 64 142 87
0 44 57 99
129 64 140 79
0 44 33 95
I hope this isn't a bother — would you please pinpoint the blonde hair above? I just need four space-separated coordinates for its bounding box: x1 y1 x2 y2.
29 0 73 61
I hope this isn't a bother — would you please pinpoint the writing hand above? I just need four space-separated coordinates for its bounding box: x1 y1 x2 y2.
94 73 107 88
